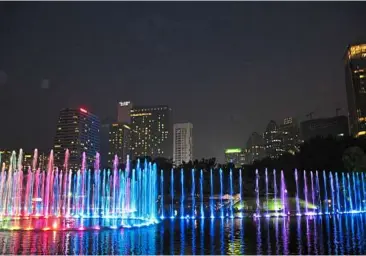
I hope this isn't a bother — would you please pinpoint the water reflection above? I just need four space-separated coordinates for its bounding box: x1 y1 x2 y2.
0 215 366 254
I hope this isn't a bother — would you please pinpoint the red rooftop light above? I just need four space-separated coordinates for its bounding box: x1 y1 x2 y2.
80 108 88 113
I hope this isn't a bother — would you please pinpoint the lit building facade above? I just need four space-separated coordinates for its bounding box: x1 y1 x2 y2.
224 148 246 167
279 117 302 155
117 101 132 124
246 132 266 163
53 108 100 170
108 123 131 166
264 120 284 159
130 105 171 159
0 150 48 170
300 116 349 142
345 44 366 137
173 122 193 166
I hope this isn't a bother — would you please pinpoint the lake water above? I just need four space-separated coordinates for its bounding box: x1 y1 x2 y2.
0 214 365 254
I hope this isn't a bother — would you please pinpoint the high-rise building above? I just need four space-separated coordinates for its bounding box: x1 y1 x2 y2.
130 105 171 159
246 132 266 163
117 101 132 124
279 117 302 155
300 116 349 142
173 122 193 166
100 123 110 169
53 108 100 170
224 148 246 167
108 123 131 166
264 120 284 159
345 43 366 137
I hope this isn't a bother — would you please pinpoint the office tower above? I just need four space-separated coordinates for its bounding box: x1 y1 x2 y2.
279 117 302 155
345 43 366 137
300 116 349 142
53 108 100 170
117 101 132 124
224 148 246 167
246 132 266 164
108 123 131 167
100 123 111 168
130 105 172 159
173 122 193 166
264 120 284 159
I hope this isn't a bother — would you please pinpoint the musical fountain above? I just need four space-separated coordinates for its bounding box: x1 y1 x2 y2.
0 149 158 231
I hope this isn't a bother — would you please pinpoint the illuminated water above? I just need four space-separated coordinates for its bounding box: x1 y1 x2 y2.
1 215 366 254
0 149 158 230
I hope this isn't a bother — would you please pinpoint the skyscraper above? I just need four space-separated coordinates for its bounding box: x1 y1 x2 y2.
279 117 302 155
53 108 100 170
173 122 193 166
246 132 266 163
345 43 366 137
130 105 171 159
264 120 284 159
117 101 132 124
108 123 131 166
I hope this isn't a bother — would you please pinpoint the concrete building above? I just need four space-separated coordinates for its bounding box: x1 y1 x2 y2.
264 120 284 159
117 101 132 124
53 108 100 170
279 117 302 155
107 123 131 166
246 132 266 163
130 105 172 159
224 148 246 167
173 122 193 166
300 116 349 141
345 43 366 137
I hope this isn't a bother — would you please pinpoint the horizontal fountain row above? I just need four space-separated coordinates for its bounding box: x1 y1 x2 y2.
159 167 366 219
0 149 158 228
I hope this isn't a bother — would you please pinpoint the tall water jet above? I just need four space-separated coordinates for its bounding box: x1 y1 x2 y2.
191 169 196 218
323 171 329 214
160 169 164 219
352 172 358 211
239 169 243 217
273 169 277 216
356 172 362 211
200 169 204 218
315 170 322 214
180 168 185 218
32 149 38 171
219 168 224 218
362 173 366 211
347 173 353 211
229 169 234 218
295 169 301 216
281 170 287 216
335 172 341 213
310 171 315 213
303 170 309 214
255 169 260 217
265 168 269 217
210 169 214 218
342 172 348 213
171 168 174 218
329 172 336 213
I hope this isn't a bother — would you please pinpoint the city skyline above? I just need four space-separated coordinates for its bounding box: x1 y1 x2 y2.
0 2 365 162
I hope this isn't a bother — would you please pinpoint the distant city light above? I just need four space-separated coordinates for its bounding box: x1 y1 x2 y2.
80 108 88 113
225 148 242 154
119 101 131 106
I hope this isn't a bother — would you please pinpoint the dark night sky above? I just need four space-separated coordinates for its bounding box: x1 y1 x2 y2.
0 2 365 162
